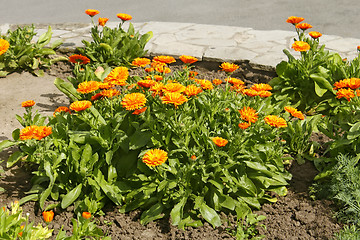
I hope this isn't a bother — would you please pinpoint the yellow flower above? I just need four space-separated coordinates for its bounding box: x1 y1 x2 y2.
161 92 188 108
309 31 322 39
184 84 203 97
163 82 186 93
250 83 272 91
100 89 120 98
292 41 310 52
132 57 151 67
286 16 304 25
42 210 54 223
336 88 355 101
53 106 71 117
137 80 157 88
296 23 313 30
121 93 147 110
239 106 258 123
104 67 129 86
21 100 35 107
76 81 100 94
212 137 228 147
98 17 109 27
284 106 305 120
264 115 287 128
0 39 10 55
153 55 176 64
142 149 168 167
70 100 92 112
179 55 198 64
117 13 132 21
220 62 239 73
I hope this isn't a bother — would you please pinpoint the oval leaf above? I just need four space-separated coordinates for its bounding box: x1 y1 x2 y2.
61 183 82 209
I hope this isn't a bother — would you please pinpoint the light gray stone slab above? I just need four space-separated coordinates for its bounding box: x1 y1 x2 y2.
204 46 258 62
150 33 177 45
137 21 195 36
0 24 10 35
184 38 237 47
324 37 360 53
150 42 205 59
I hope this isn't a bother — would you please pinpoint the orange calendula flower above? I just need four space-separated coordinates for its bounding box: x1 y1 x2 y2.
34 126 52 140
21 100 35 107
85 9 99 17
142 149 168 167
198 79 214 90
100 89 120 98
264 115 288 128
53 106 71 117
132 107 147 115
250 83 272 91
296 23 313 30
189 71 198 79
117 13 132 21
137 80 156 88
212 137 228 147
225 77 244 86
239 106 258 123
20 126 38 140
154 75 163 81
336 88 355 101
179 55 198 64
20 126 52 140
18 225 24 237
284 106 305 120
104 67 129 86
184 84 203 97
161 92 188 108
0 39 10 55
212 79 222 86
257 90 272 98
286 16 304 25
149 82 164 96
91 93 103 101
98 17 109 26
334 78 360 90
132 57 151 67
220 62 239 73
42 210 54 223
190 155 197 160
145 67 154 73
163 82 186 93
82 212 91 219
309 31 322 39
242 89 259 97
155 66 171 74
70 100 92 112
98 82 114 89
121 92 147 110
238 122 251 130
69 54 90 64
292 41 311 52
76 81 100 94
153 55 176 64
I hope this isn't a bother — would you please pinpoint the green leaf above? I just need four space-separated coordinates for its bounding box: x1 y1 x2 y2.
19 194 38 205
129 130 152 150
54 78 81 102
348 122 360 140
38 48 56 55
0 140 17 152
310 73 335 97
61 183 82 208
199 203 222 227
51 39 63 49
37 26 52 48
6 151 25 168
170 196 188 226
140 202 165 225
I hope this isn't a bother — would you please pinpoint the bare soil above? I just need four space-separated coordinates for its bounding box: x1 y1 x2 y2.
0 59 342 239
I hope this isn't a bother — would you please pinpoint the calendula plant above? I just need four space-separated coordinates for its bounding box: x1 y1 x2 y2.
0 25 66 77
269 16 353 114
77 9 153 67
0 201 53 239
0 56 297 228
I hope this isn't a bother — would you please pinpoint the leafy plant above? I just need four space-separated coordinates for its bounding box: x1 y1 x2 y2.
313 154 360 225
78 13 152 67
0 58 293 228
269 17 353 114
334 224 360 240
0 25 66 76
0 201 53 239
230 213 266 240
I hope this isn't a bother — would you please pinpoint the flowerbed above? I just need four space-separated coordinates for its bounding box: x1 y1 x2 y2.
1 11 360 240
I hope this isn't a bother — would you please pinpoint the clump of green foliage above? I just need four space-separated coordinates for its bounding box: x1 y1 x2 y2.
0 25 66 76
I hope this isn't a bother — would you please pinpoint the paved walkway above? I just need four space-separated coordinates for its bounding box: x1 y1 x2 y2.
1 21 360 68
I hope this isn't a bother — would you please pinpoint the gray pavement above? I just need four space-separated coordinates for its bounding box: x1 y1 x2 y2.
0 1 359 67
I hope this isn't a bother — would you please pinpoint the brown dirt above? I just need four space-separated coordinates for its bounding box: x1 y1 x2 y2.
0 59 342 239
